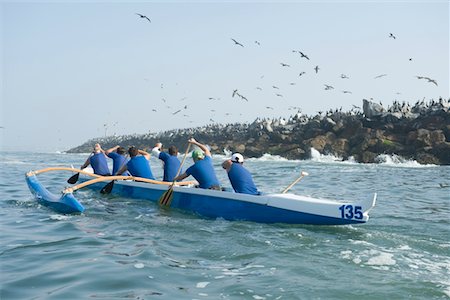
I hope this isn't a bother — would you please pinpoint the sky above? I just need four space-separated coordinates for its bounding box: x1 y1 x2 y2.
1 0 449 152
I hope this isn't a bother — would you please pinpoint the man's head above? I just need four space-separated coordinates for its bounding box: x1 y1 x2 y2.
192 149 205 162
94 143 101 153
231 153 244 164
168 146 178 156
128 146 139 157
117 146 126 155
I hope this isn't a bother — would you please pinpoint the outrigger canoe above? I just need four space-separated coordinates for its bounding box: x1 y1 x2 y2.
25 167 376 225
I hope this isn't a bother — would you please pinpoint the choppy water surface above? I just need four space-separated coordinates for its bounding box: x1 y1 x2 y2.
1 151 449 299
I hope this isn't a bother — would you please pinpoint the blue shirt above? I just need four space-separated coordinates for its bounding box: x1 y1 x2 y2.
107 152 130 176
127 156 155 180
186 156 220 189
89 153 111 176
159 152 181 182
228 163 259 195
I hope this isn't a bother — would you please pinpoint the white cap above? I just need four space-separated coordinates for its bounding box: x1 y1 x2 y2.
231 153 244 163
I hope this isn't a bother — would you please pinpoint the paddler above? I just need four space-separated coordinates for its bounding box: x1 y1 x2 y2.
173 138 221 190
151 142 181 182
116 146 155 179
222 153 260 195
80 143 111 176
105 145 130 176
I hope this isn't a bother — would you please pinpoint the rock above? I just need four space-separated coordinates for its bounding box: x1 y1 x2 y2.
363 99 384 118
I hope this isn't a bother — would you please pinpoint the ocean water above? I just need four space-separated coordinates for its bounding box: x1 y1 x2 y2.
1 151 449 299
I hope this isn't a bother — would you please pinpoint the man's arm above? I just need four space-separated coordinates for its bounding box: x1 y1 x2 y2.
105 145 119 155
173 172 189 182
151 143 162 157
188 138 211 157
138 149 151 160
80 157 90 169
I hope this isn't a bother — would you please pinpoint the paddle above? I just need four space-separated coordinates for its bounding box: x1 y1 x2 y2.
281 171 309 194
159 143 191 207
100 154 129 194
67 172 80 184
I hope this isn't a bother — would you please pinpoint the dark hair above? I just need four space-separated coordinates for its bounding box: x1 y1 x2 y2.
128 146 138 157
117 146 126 155
168 145 178 156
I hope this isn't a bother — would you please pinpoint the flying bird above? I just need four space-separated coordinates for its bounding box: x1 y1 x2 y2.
324 84 334 90
266 106 274 110
272 85 280 89
275 93 283 97
340 74 349 79
299 71 306 77
314 66 320 73
232 89 238 97
280 63 290 67
255 40 261 45
342 90 352 94
231 38 244 47
299 51 310 60
136 13 151 23
374 74 387 79
388 33 396 39
172 110 181 115
416 76 438 86
256 87 263 90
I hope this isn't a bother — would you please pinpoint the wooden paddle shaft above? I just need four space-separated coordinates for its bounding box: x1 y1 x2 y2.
282 174 306 194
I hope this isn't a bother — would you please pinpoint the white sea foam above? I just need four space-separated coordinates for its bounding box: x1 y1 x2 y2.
196 282 210 288
134 263 145 269
49 214 71 221
374 154 437 168
367 252 396 266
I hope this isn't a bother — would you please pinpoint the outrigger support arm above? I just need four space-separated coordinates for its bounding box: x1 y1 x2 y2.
63 175 197 194
26 167 101 178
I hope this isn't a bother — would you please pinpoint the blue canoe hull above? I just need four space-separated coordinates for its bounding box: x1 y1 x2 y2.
26 175 85 214
77 178 375 225
25 173 376 225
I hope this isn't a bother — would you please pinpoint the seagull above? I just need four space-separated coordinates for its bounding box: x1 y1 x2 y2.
289 82 296 85
299 51 310 60
389 33 396 39
280 63 290 67
255 40 261 45
237 93 248 102
231 38 244 47
275 93 283 97
136 13 151 23
416 76 438 86
299 71 306 77
342 90 352 94
314 65 320 73
256 87 263 90
266 106 274 110
232 89 238 97
340 74 349 79
152 109 157 112
374 74 387 79
352 104 361 109
272 85 280 89
183 105 188 109
324 84 334 90
172 110 181 115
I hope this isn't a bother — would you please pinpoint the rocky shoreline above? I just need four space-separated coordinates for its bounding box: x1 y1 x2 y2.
67 98 450 165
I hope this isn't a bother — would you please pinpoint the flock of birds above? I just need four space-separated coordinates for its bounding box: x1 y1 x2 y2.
132 12 439 129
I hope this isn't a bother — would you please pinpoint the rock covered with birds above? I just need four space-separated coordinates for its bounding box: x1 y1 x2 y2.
68 98 450 165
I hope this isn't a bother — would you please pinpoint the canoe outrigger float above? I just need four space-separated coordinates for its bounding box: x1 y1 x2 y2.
25 167 377 225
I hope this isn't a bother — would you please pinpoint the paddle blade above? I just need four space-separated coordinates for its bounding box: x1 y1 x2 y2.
159 187 174 206
67 173 80 184
100 181 114 194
